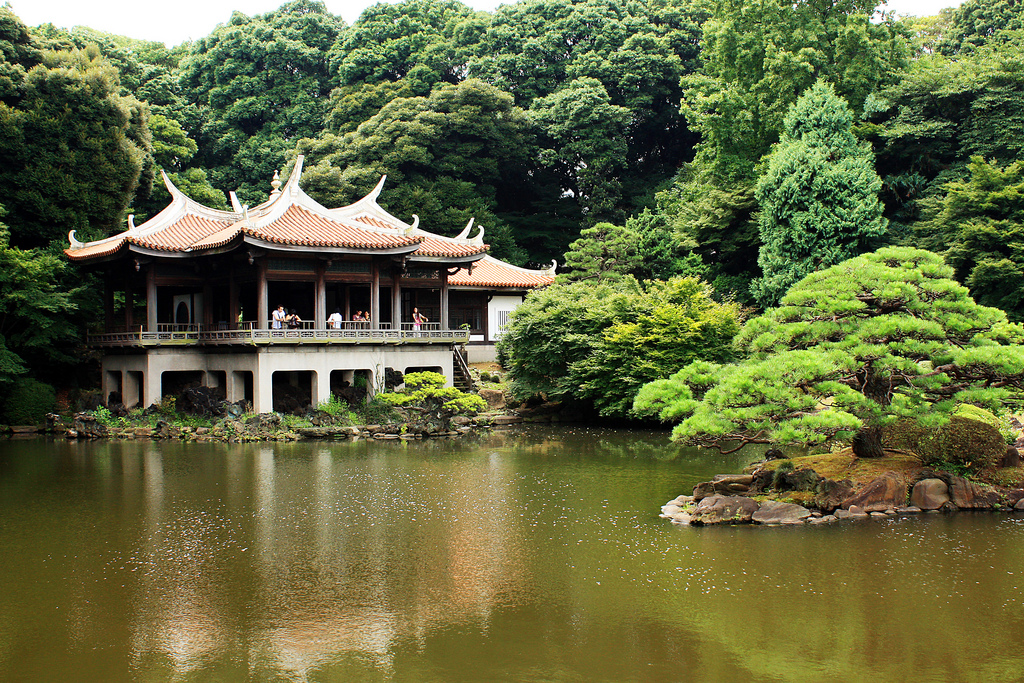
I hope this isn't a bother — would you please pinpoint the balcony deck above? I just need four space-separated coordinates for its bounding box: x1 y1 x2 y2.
90 322 470 348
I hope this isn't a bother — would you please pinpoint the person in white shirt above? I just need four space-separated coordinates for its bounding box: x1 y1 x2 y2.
327 308 343 329
272 305 286 329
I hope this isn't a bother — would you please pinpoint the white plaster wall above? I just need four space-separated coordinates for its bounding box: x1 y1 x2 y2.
487 295 523 342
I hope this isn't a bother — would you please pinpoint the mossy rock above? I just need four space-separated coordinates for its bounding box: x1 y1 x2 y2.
917 416 1006 474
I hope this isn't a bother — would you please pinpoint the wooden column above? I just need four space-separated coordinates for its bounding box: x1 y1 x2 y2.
103 280 115 332
440 270 449 331
315 262 326 328
146 265 158 332
257 259 268 329
228 269 239 327
124 283 134 330
392 270 402 330
371 261 381 329
344 285 351 320
202 284 214 330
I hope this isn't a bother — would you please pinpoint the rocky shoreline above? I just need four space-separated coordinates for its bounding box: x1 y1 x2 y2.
662 465 1024 527
22 411 498 443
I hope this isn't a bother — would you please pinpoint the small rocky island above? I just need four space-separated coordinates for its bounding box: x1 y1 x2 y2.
662 447 1024 526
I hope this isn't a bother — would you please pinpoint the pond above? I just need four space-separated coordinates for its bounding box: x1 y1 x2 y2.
1 427 1023 682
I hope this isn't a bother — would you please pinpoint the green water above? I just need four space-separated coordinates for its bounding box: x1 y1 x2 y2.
1 427 1023 682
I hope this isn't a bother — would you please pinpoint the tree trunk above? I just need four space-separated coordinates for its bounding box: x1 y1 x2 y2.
852 426 885 459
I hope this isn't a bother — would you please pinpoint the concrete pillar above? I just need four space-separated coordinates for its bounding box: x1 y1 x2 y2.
146 266 158 332
103 370 121 404
124 371 142 408
314 370 331 406
143 360 162 408
228 371 247 402
255 362 274 413
257 259 268 329
371 261 381 329
440 270 449 330
315 262 326 329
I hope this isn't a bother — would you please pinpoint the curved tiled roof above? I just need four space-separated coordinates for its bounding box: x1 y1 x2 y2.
65 156 519 266
412 236 488 258
248 206 421 249
449 256 555 289
130 214 236 252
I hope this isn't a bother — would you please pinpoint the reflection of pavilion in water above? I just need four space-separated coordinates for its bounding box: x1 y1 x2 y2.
118 441 527 678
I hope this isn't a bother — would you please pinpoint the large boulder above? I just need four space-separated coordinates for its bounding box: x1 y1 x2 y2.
773 467 823 492
813 478 856 512
947 477 1000 509
478 388 505 410
841 472 906 512
910 479 949 510
689 495 760 525
752 500 811 525
72 413 107 438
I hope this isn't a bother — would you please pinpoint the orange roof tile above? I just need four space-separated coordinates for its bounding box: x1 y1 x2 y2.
354 215 398 230
130 214 234 252
65 237 128 261
449 257 555 288
248 206 421 249
413 236 488 258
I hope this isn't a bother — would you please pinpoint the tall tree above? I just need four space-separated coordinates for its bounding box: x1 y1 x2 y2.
939 0 1024 55
916 156 1024 321
752 80 887 306
659 0 909 302
179 0 343 204
635 248 1024 458
0 43 151 247
297 79 533 263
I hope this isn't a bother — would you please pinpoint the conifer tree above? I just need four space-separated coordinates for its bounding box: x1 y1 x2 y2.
751 80 887 307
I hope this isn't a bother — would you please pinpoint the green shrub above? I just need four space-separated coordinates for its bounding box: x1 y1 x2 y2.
917 416 1007 474
2 378 56 425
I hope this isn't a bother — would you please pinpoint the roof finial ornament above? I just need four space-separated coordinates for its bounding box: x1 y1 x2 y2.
68 230 83 249
229 191 243 213
471 224 485 245
270 170 282 199
408 214 420 233
455 217 474 240
128 214 136 231
367 175 387 203
545 259 558 276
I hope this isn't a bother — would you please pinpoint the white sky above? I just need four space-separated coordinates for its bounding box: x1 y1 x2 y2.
8 0 963 48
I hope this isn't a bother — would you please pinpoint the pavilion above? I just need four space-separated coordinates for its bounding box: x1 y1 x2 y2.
65 156 554 412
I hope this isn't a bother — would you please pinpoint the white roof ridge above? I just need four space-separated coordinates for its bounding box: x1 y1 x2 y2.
328 175 412 231
477 254 557 275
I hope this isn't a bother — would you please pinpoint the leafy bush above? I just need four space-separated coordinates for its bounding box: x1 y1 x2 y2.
917 416 1007 474
2 377 56 425
499 276 741 417
378 371 486 423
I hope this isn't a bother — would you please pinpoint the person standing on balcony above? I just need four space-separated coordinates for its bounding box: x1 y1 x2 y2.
412 307 428 331
286 309 302 329
272 305 286 329
328 308 343 329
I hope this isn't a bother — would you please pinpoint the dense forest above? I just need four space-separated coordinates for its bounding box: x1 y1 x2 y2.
2 0 1024 430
